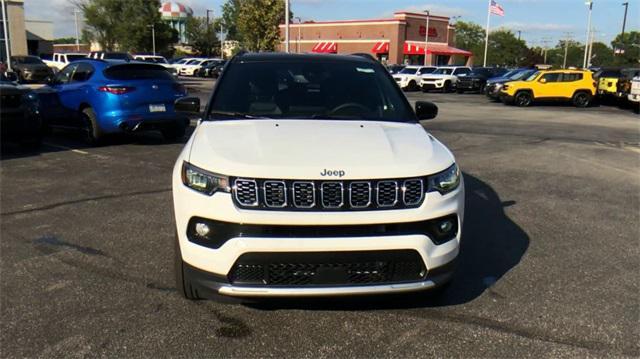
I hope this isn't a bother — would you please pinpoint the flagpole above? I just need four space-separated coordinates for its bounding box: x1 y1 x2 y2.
483 0 491 66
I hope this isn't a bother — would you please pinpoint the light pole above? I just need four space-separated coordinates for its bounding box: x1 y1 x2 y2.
583 0 593 68
294 17 302 53
423 10 430 66
73 8 81 52
148 24 156 55
285 0 290 53
206 9 214 56
1 0 11 71
517 30 521 41
619 2 629 53
219 19 224 59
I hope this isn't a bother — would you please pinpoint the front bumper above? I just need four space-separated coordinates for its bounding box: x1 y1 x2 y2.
627 93 640 103
184 255 457 298
457 81 482 91
421 81 444 89
173 161 465 297
499 92 515 104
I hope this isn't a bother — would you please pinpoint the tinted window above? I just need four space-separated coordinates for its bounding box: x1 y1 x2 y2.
209 60 414 122
454 68 470 75
13 56 44 64
104 64 174 80
471 68 492 76
541 73 561 82
433 68 453 75
71 63 94 82
512 70 535 80
56 64 78 84
561 73 583 82
399 67 418 74
418 67 436 75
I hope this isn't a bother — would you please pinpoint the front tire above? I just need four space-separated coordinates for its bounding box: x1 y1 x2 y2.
442 81 451 93
81 107 102 146
174 236 199 300
572 91 591 108
514 91 533 107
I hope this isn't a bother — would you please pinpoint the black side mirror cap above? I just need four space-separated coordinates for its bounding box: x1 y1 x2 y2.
175 96 200 114
4 72 18 82
415 101 438 120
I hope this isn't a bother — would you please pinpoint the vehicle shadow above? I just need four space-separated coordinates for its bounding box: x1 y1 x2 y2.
0 124 196 161
246 173 530 310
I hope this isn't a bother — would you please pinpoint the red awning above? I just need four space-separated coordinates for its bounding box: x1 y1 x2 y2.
371 41 390 54
403 42 472 56
312 42 337 53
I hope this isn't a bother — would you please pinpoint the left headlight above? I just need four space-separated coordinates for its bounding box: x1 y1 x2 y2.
181 161 230 196
428 163 461 195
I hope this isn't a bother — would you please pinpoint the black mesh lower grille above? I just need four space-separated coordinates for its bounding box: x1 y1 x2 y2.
228 250 426 287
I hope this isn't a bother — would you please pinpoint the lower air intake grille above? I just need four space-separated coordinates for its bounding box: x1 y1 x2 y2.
228 250 426 286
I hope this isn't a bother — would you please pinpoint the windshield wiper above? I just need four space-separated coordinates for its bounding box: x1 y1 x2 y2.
207 111 270 120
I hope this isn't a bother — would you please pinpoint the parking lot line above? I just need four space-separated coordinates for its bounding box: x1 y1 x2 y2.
43 142 90 155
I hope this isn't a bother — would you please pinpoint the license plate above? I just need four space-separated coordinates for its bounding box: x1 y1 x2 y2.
149 104 166 112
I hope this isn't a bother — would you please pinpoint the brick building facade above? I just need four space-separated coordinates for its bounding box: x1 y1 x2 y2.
279 12 472 66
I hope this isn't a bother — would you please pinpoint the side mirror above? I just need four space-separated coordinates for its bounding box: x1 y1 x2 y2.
175 96 200 114
539 78 547 84
415 101 438 121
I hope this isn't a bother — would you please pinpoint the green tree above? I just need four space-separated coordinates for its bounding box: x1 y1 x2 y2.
79 0 177 53
53 37 78 44
237 0 286 51
185 17 221 56
589 42 614 67
485 30 528 66
221 0 241 42
454 20 485 59
611 31 640 66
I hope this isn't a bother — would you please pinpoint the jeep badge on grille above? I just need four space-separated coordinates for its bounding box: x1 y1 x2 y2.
320 169 346 177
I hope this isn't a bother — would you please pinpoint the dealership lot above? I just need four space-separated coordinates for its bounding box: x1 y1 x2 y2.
1 78 638 357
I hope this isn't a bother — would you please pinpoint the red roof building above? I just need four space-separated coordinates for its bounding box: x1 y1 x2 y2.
279 12 472 66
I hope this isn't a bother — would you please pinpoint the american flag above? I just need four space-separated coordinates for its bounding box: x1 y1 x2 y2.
490 0 505 16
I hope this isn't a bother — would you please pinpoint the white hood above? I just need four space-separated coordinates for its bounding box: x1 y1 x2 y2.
187 119 454 179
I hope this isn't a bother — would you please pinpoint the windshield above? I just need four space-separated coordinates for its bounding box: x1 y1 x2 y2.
512 70 535 80
13 57 44 65
399 67 418 75
186 59 200 65
209 60 415 122
525 71 539 81
432 68 453 75
471 68 492 76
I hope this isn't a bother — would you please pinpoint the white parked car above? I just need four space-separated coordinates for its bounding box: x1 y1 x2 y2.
171 53 464 300
170 58 199 73
420 66 472 93
628 76 640 106
43 53 87 71
133 55 178 77
179 59 215 76
392 66 437 91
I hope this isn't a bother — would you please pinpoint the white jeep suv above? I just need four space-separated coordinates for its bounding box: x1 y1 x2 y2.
392 66 437 91
172 53 465 299
420 66 472 93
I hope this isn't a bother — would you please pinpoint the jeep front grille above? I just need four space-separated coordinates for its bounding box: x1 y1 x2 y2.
232 177 425 211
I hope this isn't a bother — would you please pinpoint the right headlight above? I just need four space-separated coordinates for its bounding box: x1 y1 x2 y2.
181 161 230 196
428 163 460 195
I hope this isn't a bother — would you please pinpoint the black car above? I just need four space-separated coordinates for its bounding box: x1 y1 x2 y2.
196 60 226 78
0 81 43 147
456 67 509 93
10 56 53 83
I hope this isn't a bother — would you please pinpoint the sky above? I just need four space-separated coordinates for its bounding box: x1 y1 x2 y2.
25 0 640 47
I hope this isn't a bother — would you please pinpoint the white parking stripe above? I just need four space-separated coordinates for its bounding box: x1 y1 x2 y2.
43 143 90 155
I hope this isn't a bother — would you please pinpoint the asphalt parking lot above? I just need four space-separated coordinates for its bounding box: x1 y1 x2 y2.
1 77 638 357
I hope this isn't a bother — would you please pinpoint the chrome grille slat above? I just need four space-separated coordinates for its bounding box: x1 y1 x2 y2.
234 179 258 206
263 181 287 208
233 177 425 210
320 182 344 208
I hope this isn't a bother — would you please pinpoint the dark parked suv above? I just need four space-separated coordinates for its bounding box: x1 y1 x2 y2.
10 56 53 83
0 81 43 147
456 67 508 93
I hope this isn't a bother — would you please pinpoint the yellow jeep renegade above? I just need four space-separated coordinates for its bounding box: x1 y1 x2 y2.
500 70 596 107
